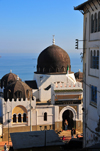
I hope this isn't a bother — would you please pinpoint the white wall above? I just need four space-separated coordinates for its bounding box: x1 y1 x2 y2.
0 124 2 136
0 97 2 117
83 4 100 147
36 105 54 125
34 73 82 102
2 97 36 128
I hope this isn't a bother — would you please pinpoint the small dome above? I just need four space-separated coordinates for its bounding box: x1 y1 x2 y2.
4 80 32 101
1 72 21 88
74 71 83 79
37 45 71 73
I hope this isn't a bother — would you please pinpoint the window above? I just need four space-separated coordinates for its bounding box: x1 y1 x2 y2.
91 14 94 33
23 113 26 122
13 114 16 123
7 90 12 98
93 50 96 68
56 68 59 72
91 50 93 68
3 81 5 87
97 50 99 69
91 85 97 104
94 13 97 32
90 50 99 69
26 90 30 100
15 91 22 99
44 112 47 121
98 12 100 31
43 68 45 72
18 114 21 122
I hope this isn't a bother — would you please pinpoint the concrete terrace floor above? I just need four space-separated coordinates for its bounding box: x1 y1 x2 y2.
58 130 82 142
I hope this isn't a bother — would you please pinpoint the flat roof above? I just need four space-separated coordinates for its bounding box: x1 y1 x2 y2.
10 130 64 150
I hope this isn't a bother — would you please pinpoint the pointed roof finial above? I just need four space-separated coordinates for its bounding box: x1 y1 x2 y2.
52 35 55 45
10 70 12 73
17 75 19 80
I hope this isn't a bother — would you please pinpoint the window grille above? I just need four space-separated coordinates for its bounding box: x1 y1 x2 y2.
91 85 97 103
90 50 99 69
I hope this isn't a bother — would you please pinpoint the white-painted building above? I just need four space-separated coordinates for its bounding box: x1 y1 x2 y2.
0 40 83 141
75 0 100 148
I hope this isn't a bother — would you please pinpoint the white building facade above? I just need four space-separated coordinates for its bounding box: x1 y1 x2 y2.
0 42 83 141
75 0 100 148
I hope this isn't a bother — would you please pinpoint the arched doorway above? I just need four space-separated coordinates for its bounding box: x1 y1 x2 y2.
62 110 74 130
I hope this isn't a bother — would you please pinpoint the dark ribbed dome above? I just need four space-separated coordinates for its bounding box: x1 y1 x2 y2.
37 45 71 73
1 72 21 89
4 80 32 101
74 71 83 80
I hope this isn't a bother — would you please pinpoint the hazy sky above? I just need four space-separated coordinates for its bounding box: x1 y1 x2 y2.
0 0 86 54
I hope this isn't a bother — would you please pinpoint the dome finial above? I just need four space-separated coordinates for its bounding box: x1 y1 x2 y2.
10 69 12 73
52 35 55 45
17 75 19 80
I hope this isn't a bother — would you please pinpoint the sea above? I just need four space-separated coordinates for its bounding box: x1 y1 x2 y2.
0 53 83 81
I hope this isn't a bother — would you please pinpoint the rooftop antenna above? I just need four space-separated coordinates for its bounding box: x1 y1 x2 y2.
52 35 55 45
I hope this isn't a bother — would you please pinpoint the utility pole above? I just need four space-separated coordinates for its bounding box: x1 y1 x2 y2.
30 91 32 131
7 112 10 145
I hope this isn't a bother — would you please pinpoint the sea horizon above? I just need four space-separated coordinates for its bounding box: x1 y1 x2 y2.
0 52 83 81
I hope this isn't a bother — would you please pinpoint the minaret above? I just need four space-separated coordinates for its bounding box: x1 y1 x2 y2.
52 35 55 45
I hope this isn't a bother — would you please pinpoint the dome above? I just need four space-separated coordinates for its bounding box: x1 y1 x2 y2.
37 45 71 73
1 72 21 89
74 71 83 79
4 80 32 101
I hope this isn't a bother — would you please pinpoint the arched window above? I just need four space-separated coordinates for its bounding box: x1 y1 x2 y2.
26 90 30 100
18 114 21 122
13 114 16 123
7 90 12 99
15 91 22 99
43 68 45 73
98 12 100 31
94 13 97 32
49 68 51 72
44 112 47 121
3 81 5 87
23 113 26 122
91 14 94 33
56 68 59 72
